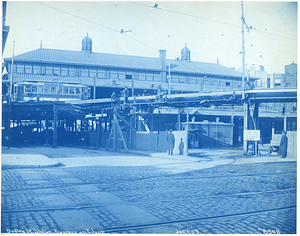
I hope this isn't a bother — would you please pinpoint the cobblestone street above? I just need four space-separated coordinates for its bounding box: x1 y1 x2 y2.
1 149 297 234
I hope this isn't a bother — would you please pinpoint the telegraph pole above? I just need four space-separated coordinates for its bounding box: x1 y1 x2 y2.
241 1 248 155
7 40 15 148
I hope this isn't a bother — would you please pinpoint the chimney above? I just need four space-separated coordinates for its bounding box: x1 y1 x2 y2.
259 65 264 71
159 50 167 82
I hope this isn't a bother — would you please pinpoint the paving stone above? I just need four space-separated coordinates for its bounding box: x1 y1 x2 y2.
1 161 296 234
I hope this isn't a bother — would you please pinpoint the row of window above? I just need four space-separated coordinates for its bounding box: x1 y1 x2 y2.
12 63 240 87
14 84 89 95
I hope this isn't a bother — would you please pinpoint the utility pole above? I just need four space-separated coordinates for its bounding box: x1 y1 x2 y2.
7 40 15 149
168 63 171 95
9 40 15 99
241 1 248 155
93 77 96 99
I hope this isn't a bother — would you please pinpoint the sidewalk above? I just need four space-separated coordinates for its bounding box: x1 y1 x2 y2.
1 146 296 172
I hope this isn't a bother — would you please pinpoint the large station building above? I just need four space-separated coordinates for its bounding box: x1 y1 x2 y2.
2 34 297 154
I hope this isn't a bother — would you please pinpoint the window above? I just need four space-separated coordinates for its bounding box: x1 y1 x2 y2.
197 78 203 84
275 83 281 87
33 66 41 74
226 82 231 86
61 67 68 76
110 71 118 79
190 77 196 84
45 86 50 94
63 87 68 94
126 74 132 80
97 70 106 78
154 74 160 82
25 65 32 74
25 85 31 93
219 80 225 86
32 86 37 93
46 66 53 75
172 76 179 83
138 73 145 80
89 69 97 77
179 76 186 83
75 88 80 94
203 78 210 85
41 66 46 75
146 74 153 81
119 72 125 79
235 81 241 88
213 79 219 86
267 78 270 88
51 87 56 94
53 66 60 76
17 64 24 73
69 87 75 94
81 68 88 77
69 67 76 77
37 86 43 93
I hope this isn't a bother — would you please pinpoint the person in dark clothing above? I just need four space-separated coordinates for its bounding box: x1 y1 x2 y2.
167 129 175 155
179 138 184 155
279 130 288 158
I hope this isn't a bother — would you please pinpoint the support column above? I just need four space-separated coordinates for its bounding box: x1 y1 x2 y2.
52 103 58 148
253 103 259 155
177 109 181 131
231 105 234 124
96 118 101 149
243 101 248 155
284 116 287 131
45 118 50 146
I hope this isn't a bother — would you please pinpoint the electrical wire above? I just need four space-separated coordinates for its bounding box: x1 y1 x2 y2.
127 1 241 28
251 2 295 27
34 2 120 34
131 8 154 31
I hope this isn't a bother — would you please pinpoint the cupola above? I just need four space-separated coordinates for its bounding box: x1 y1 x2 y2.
81 33 92 53
181 43 191 62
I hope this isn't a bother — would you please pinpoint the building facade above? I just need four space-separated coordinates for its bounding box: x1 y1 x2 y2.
3 35 256 100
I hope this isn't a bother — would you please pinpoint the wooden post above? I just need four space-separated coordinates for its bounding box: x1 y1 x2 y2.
52 103 58 148
253 103 260 155
96 118 101 149
231 105 234 124
177 109 181 131
45 118 50 146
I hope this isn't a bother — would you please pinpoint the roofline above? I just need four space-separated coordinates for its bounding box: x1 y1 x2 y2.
3 48 258 80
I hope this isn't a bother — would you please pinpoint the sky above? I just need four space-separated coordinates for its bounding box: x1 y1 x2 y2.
3 1 298 74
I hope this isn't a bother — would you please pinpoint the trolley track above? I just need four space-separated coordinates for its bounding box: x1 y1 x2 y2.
2 170 296 192
2 187 296 213
101 206 296 233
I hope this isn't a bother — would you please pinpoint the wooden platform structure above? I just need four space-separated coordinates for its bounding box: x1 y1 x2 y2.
2 88 297 154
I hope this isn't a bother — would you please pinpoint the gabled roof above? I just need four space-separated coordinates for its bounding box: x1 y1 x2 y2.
4 48 247 79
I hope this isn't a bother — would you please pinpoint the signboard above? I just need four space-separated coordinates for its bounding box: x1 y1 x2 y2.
244 130 260 141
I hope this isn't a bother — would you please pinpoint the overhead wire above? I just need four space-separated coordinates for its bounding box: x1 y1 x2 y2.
251 2 295 27
33 1 201 74
131 8 155 31
34 1 120 34
244 2 296 41
127 1 241 28
33 1 296 75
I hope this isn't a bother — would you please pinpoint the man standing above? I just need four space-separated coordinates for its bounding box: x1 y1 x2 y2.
167 129 175 155
279 130 288 158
